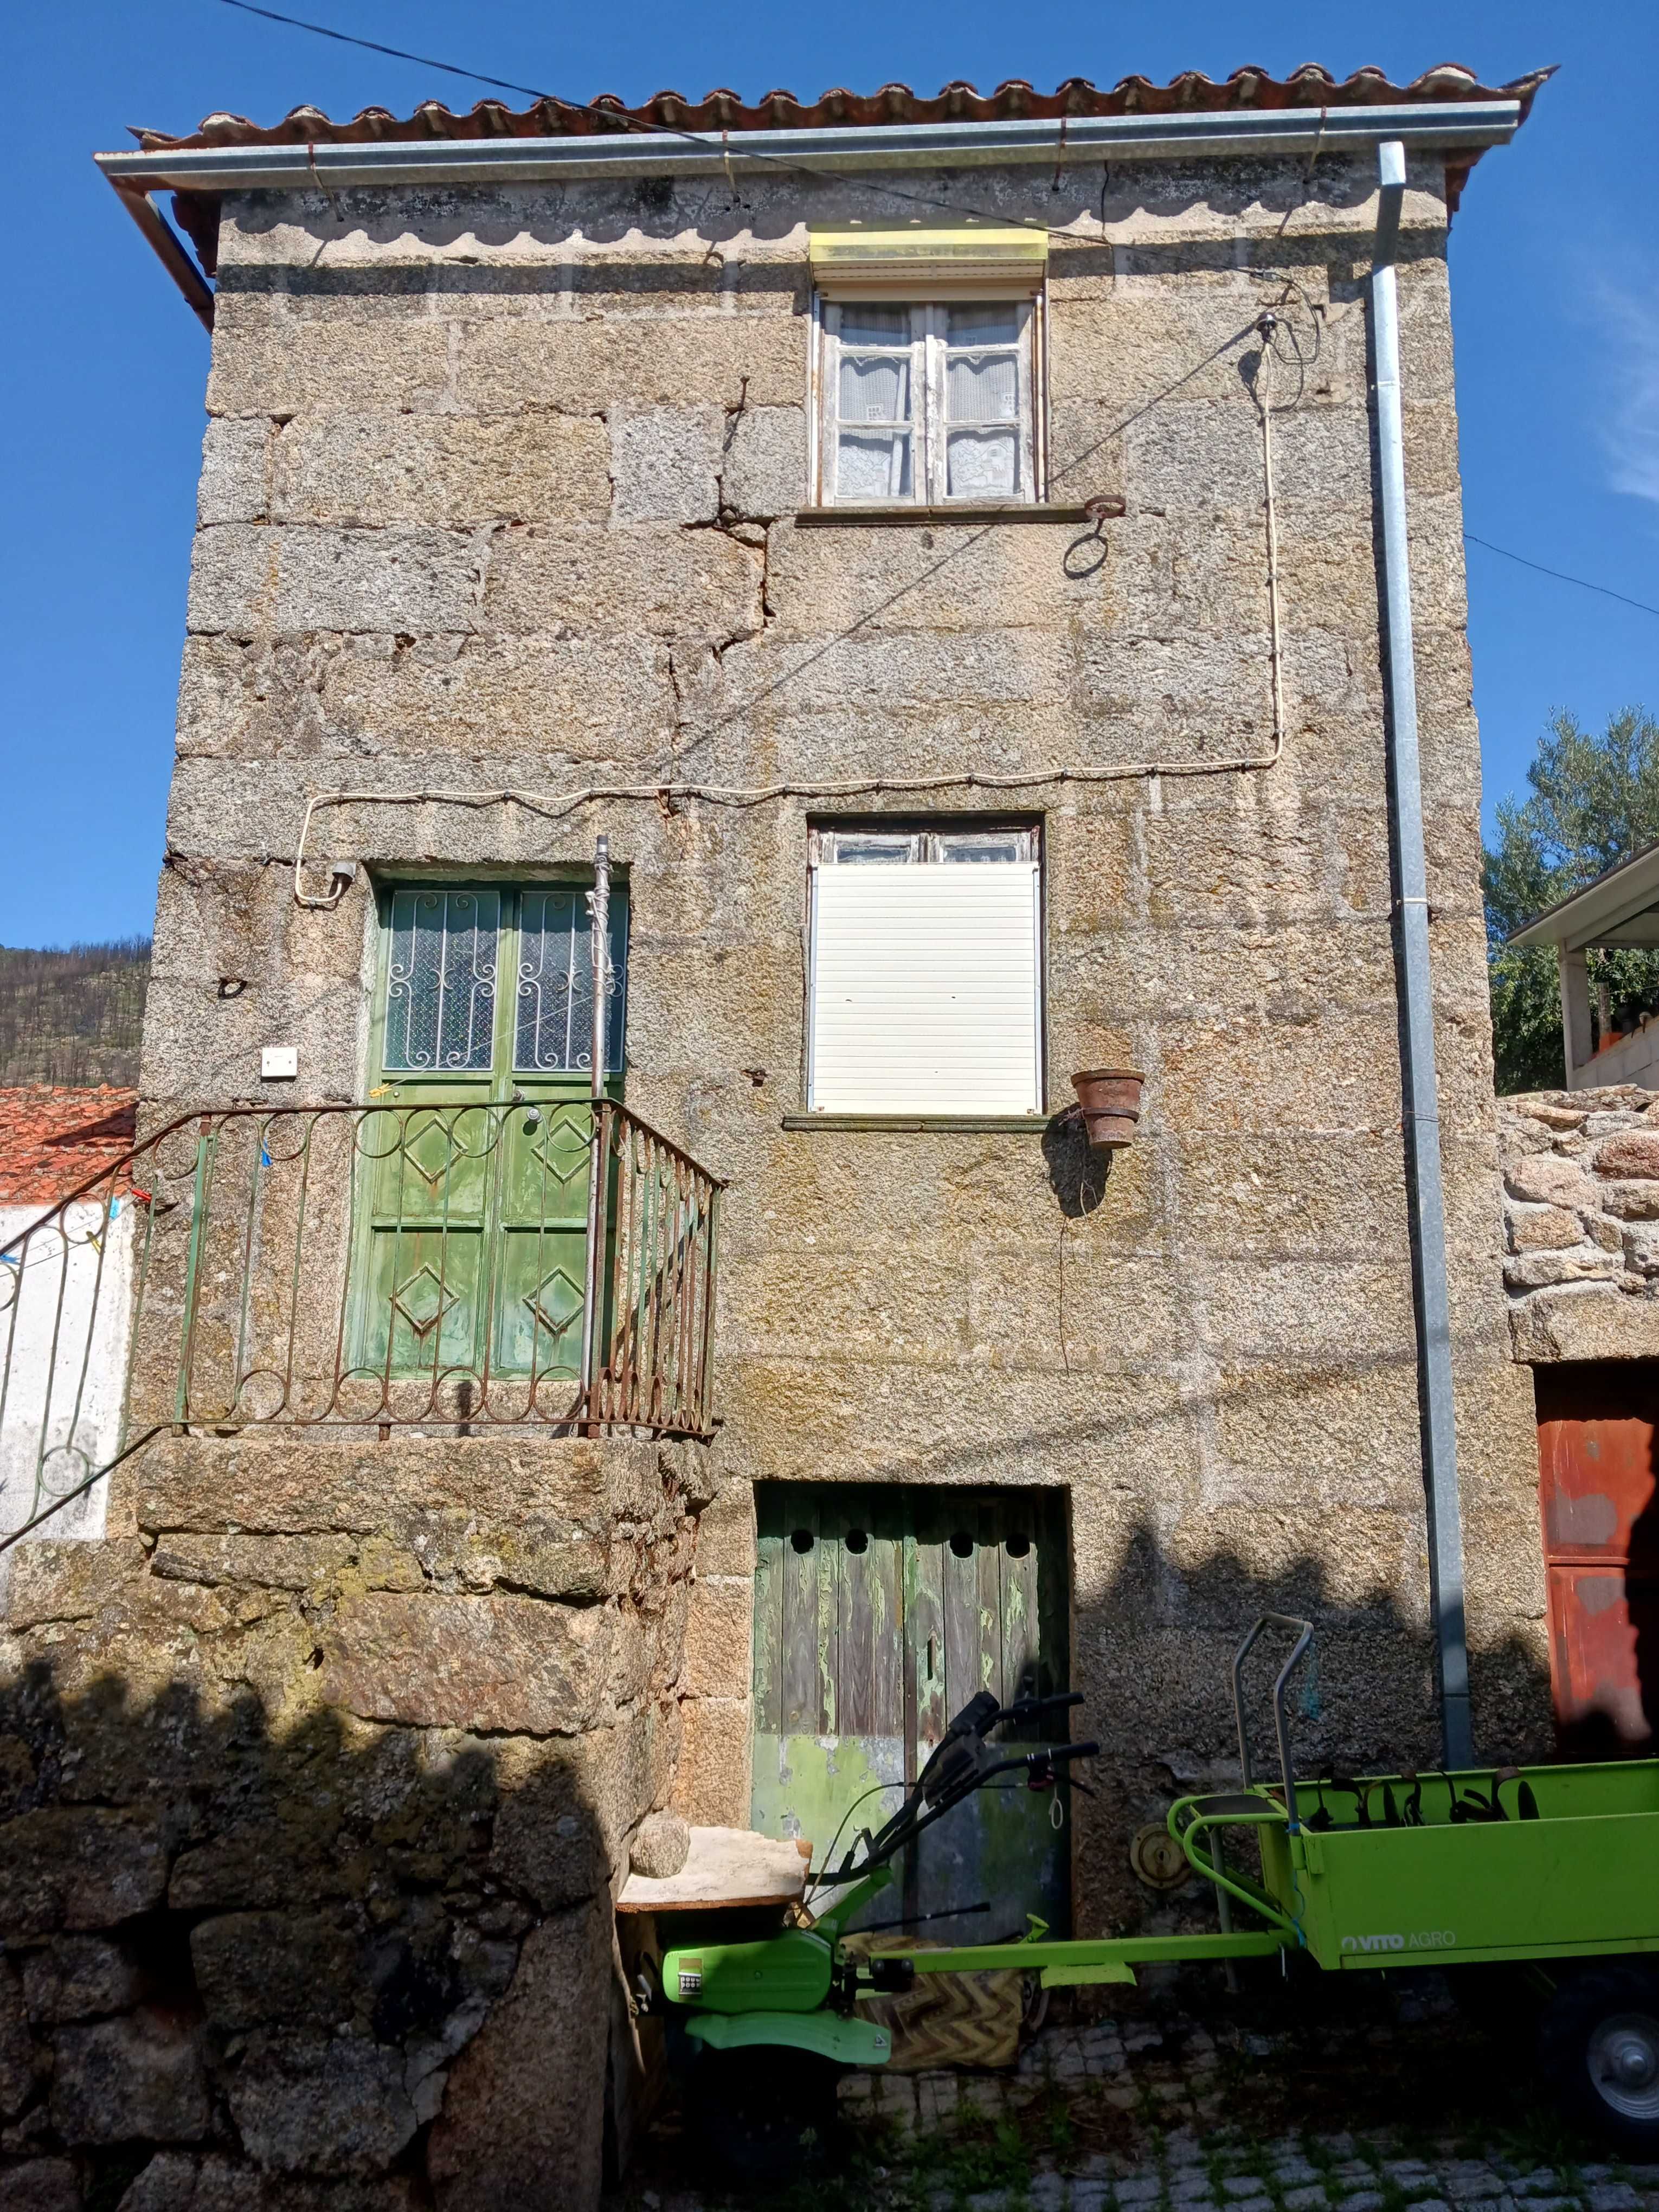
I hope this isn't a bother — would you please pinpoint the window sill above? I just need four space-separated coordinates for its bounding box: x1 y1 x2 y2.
781 1112 1053 1133
794 502 1116 529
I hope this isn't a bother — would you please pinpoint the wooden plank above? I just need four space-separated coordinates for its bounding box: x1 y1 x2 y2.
908 1493 947 1754
781 1484 821 1733
838 1486 876 1735
977 1495 1004 1707
752 1486 785 1737
815 1483 840 1735
1036 1488 1071 1704
869 1486 905 1739
1001 1496 1041 1716
940 1495 981 1723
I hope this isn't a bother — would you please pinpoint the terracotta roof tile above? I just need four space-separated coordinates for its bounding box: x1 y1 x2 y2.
130 61 1552 155
0 1087 139 1208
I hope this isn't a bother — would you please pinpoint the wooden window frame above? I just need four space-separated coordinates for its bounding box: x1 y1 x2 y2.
811 298 1045 509
368 877 629 1103
346 876 628 1384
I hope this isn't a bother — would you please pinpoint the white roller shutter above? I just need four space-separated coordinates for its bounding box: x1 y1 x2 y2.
809 863 1041 1113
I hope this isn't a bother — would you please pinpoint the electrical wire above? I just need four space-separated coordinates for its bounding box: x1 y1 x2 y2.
1462 532 1659 622
190 7 1308 903
214 0 1074 240
805 1779 909 1900
291 311 1296 906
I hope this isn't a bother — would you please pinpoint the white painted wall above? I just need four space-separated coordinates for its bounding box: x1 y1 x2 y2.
0 1198 136 1550
1572 1017 1659 1092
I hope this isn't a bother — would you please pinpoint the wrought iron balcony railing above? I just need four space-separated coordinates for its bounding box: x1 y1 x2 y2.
0 1099 723 1547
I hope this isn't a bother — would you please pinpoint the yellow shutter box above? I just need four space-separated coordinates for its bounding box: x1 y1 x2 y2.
808 226 1047 298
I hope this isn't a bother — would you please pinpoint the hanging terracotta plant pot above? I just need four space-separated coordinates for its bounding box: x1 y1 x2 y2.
1070 1068 1146 1148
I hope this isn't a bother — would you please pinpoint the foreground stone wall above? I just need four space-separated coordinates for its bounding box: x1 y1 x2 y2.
137 146 1546 1950
0 1433 725 2207
1500 1086 1659 1361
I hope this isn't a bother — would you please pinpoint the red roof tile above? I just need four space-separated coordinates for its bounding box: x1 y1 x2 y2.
130 62 1551 152
0 1087 139 1208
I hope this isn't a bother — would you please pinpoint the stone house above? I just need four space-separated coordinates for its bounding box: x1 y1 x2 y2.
0 56 1588 2208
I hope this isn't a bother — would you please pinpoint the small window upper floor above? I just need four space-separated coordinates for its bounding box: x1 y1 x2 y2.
808 227 1049 511
818 301 1039 505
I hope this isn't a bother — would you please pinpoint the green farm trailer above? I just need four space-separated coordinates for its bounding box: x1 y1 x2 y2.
652 1618 1659 2178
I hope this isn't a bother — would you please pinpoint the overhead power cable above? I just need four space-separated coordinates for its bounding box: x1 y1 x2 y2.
217 0 561 104
214 0 1064 236
1463 533 1659 622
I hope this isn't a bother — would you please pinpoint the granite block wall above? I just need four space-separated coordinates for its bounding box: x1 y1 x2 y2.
138 144 1548 1901
1500 1086 1659 1361
0 1434 725 2206
0 141 1557 2197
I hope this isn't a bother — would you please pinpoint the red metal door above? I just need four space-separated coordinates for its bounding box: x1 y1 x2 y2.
1535 1362 1659 1756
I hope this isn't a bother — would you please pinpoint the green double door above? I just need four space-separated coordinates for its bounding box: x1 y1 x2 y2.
351 882 627 1388
751 1486 1071 1940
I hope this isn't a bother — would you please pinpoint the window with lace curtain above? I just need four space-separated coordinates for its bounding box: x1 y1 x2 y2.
815 301 1040 506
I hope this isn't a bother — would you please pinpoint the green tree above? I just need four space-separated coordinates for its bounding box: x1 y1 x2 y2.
1482 706 1659 1095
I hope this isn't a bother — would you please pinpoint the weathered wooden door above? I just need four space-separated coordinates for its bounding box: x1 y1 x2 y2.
751 1485 1070 1939
1536 1362 1659 1755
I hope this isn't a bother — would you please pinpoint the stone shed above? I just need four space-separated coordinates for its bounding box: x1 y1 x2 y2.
0 57 1570 2207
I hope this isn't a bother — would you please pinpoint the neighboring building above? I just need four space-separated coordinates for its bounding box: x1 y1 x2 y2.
0 1086 138 1548
1509 840 1659 1089
0 60 1560 2205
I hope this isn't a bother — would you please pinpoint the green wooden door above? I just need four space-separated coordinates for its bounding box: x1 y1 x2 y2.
751 1485 1070 1940
352 882 627 1386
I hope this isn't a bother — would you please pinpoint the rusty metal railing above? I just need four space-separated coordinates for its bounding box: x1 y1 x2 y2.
0 1098 723 1546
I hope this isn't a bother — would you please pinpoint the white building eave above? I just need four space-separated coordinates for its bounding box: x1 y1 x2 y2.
1509 843 1659 955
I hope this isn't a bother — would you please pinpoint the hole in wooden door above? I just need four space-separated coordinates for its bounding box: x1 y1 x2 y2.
1006 1532 1031 1558
790 1528 814 1554
949 1531 974 1558
846 1528 869 1554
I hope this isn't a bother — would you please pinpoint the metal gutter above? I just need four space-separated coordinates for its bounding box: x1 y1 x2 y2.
1371 139 1472 1770
96 99 1522 194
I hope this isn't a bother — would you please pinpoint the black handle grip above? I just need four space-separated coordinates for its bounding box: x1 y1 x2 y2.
1006 1690 1084 1715
1036 1739 1099 1764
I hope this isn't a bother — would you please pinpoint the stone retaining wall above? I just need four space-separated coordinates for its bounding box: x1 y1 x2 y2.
1499 1088 1659 1362
0 1431 736 2209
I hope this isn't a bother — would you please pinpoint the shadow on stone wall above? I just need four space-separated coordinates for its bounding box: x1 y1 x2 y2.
1065 1521 1558 1936
1040 1114 1111 1219
0 1429 718 2211
0 1644 636 2211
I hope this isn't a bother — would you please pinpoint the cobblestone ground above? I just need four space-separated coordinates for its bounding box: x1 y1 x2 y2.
612 1969 1651 2212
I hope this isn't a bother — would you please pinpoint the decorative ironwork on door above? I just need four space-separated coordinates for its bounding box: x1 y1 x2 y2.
356 880 629 1380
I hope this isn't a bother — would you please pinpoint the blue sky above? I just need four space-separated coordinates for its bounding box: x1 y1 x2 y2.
4 1 1656 947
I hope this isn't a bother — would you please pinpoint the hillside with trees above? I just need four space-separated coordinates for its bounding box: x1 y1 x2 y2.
0 939 150 1087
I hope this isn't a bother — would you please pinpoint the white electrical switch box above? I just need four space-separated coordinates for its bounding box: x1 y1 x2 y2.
260 1046 299 1081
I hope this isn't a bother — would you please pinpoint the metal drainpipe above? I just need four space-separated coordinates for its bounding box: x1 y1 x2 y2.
1372 139 1473 1769
578 835 612 1425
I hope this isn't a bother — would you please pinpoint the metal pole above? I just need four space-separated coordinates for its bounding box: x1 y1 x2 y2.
578 836 610 1429
1371 140 1472 1769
